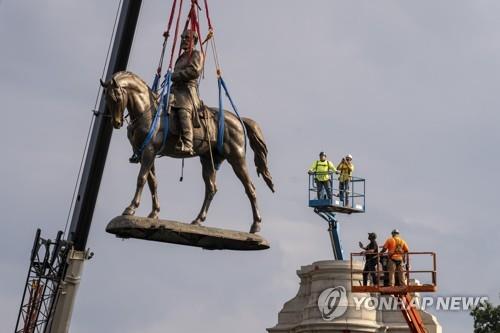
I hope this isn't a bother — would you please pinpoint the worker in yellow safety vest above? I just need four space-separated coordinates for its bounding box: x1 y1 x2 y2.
380 229 409 287
308 152 337 199
337 154 354 206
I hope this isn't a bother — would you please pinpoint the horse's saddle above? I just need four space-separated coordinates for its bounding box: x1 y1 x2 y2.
167 104 218 143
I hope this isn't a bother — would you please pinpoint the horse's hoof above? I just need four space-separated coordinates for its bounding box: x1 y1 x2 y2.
122 207 135 216
249 222 261 234
191 219 202 226
148 211 159 219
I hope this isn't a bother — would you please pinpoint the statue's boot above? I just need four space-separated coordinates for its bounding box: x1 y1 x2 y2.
175 109 194 155
129 152 140 164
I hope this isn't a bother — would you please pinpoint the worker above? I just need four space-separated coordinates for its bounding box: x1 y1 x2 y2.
359 232 379 286
337 154 354 206
379 252 390 287
380 229 409 287
308 152 337 199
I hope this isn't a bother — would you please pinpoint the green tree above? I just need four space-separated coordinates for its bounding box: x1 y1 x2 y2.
471 301 500 333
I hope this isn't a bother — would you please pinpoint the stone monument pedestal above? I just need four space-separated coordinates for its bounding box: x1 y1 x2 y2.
267 260 441 333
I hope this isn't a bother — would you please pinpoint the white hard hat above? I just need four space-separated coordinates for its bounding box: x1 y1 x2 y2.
346 154 353 159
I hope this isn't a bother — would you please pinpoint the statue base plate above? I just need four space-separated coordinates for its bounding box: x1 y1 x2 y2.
105 215 270 251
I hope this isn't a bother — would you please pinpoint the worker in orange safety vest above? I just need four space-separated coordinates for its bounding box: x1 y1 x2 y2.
380 229 409 287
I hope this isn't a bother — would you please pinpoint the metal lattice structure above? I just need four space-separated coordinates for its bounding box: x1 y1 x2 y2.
15 229 70 333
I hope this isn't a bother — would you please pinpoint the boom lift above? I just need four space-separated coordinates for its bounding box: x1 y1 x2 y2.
308 171 365 259
350 251 438 333
308 170 438 333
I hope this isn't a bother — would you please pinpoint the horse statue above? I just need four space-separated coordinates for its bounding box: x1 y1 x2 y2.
100 71 274 233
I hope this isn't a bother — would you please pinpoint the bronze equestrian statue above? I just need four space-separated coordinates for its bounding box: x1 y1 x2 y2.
100 35 274 233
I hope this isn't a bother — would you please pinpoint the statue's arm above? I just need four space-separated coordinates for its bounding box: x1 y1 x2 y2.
172 51 203 82
308 161 317 172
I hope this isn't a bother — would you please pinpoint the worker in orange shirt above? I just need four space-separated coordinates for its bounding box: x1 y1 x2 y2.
380 229 409 287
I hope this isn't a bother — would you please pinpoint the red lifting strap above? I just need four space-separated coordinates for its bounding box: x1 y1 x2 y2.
203 0 213 31
191 4 204 56
181 0 204 57
155 0 178 75
168 0 184 69
157 0 213 72
164 0 178 38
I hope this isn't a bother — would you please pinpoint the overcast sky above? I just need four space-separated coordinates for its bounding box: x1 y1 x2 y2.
1 1 499 332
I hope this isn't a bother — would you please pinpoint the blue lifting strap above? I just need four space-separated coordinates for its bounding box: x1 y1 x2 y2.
217 76 246 154
161 70 172 149
137 70 173 157
151 72 161 92
217 77 224 154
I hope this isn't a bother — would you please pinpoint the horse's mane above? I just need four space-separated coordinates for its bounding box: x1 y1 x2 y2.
113 70 158 99
113 70 148 87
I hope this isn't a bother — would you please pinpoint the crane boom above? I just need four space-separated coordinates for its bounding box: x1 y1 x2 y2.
37 1 142 332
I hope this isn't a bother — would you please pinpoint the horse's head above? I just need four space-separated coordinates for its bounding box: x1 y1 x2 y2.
101 77 126 129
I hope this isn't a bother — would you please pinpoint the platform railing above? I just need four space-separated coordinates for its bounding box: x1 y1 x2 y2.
350 251 437 294
308 172 365 212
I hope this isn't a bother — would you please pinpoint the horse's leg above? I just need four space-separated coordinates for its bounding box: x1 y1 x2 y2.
227 157 262 233
192 156 218 226
146 163 160 219
123 150 154 216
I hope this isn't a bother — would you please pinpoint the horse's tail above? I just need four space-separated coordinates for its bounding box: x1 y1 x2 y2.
242 117 275 193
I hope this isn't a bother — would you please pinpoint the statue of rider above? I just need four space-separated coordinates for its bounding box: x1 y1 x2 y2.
128 28 203 163
171 28 204 155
